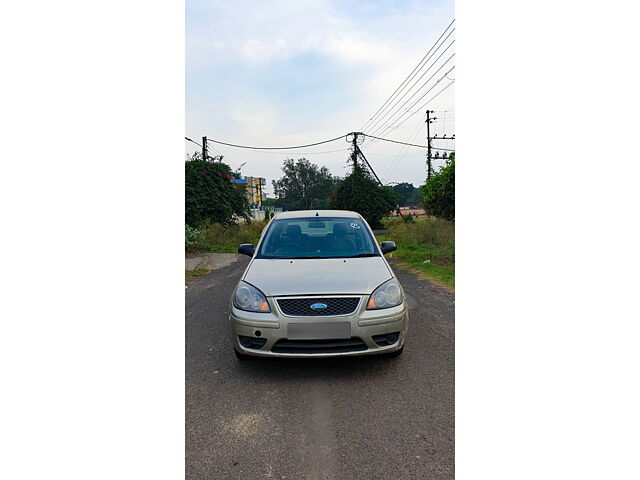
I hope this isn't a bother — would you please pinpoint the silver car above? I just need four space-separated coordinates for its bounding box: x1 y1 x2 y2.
229 210 408 359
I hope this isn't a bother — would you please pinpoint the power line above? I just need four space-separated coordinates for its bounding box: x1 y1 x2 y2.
372 64 456 138
382 114 426 183
232 147 350 156
361 133 429 149
204 134 347 150
376 78 456 137
360 19 455 132
366 47 456 136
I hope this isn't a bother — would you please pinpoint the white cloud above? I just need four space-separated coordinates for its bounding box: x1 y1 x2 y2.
186 0 455 186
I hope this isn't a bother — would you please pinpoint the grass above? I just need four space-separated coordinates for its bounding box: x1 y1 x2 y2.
191 220 268 253
185 268 210 284
377 217 455 290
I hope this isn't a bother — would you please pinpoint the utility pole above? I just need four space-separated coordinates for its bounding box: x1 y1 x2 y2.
202 136 208 161
350 132 360 170
425 110 436 179
348 131 404 219
350 132 383 186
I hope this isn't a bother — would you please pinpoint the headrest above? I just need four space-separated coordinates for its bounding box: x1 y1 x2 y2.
286 224 302 237
333 223 348 235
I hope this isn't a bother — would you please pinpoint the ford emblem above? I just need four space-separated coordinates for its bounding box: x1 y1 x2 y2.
310 302 328 310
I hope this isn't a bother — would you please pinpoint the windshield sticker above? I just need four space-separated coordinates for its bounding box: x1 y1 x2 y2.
350 222 361 229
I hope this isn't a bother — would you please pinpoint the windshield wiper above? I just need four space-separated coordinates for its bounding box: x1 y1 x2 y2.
345 253 379 258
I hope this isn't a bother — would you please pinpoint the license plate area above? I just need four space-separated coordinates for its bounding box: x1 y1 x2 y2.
287 322 351 340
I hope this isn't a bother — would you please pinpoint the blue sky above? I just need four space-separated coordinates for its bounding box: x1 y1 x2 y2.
186 0 455 190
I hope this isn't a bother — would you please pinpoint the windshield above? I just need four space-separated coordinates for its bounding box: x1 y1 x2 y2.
256 217 379 259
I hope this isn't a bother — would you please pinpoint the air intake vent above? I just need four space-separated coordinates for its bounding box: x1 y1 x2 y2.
277 297 360 316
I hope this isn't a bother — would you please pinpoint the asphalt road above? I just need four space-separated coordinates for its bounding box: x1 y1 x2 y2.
186 256 454 479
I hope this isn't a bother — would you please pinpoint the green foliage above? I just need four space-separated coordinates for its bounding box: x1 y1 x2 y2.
390 182 421 206
185 159 249 227
420 155 455 221
402 212 416 223
185 225 201 249
379 217 455 288
194 220 268 252
329 162 397 228
272 158 338 210
262 197 277 208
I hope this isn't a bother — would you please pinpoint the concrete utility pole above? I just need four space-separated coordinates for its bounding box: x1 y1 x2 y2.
202 136 208 161
350 132 360 169
425 110 436 179
349 132 383 186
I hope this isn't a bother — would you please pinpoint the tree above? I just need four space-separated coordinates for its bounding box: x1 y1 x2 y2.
390 182 421 206
185 157 249 227
420 154 455 221
272 158 337 210
261 197 277 208
330 162 397 228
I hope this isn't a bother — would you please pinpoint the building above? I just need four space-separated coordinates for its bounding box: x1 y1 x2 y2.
232 176 267 207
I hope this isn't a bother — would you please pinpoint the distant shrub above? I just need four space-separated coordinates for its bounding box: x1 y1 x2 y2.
185 225 200 249
195 220 268 252
382 217 454 251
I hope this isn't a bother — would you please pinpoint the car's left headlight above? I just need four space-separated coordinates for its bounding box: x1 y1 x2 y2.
233 281 271 313
367 278 404 310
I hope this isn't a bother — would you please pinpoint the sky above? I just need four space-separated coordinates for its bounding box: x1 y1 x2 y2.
186 0 455 194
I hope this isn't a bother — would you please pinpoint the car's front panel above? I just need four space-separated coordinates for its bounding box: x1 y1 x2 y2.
229 293 408 358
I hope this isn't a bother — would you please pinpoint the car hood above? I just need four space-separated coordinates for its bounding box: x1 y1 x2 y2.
244 257 393 297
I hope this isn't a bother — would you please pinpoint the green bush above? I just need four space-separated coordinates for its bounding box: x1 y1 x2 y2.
185 225 201 249
330 163 397 228
185 159 249 227
420 156 454 221
383 217 454 250
194 220 268 252
380 217 455 288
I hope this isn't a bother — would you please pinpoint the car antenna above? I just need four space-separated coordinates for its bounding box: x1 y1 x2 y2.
315 212 319 216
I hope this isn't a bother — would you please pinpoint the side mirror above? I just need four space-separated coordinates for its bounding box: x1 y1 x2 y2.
238 243 255 257
380 241 397 254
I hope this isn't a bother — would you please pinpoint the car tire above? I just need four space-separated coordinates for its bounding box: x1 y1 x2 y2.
234 348 254 361
386 345 404 358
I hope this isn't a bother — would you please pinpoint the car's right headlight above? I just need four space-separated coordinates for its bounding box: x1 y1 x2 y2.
233 281 271 313
366 278 403 310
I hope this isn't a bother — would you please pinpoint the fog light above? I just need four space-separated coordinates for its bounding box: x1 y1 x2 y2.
238 335 267 350
372 331 400 347
386 332 399 344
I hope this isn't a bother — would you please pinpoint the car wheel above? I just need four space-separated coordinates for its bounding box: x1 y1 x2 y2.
234 348 254 361
386 345 404 358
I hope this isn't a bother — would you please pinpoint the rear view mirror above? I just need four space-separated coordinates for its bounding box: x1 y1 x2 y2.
380 241 397 254
238 244 255 257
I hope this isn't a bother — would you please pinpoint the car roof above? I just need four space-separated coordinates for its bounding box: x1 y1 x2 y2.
273 210 362 220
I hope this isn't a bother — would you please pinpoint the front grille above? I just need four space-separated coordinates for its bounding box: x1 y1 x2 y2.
277 297 360 316
271 337 367 354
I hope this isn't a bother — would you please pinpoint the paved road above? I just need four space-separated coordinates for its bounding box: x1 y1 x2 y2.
186 256 454 479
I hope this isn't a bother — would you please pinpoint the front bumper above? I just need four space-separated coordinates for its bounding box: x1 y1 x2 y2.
229 295 409 358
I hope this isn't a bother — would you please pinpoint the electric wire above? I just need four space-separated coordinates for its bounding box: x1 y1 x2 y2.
374 78 455 139
360 19 455 132
371 64 455 138
366 46 456 135
204 134 347 150
233 147 350 156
